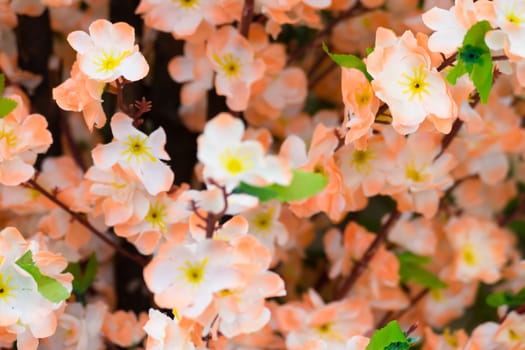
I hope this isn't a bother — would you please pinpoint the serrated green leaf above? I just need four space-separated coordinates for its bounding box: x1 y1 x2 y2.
0 74 5 96
446 60 467 85
400 265 448 289
470 53 493 103
79 252 98 293
462 21 492 48
486 288 525 308
397 252 431 265
65 253 98 295
65 262 82 292
0 97 17 118
235 182 280 202
236 169 328 203
447 21 493 102
366 321 409 350
398 252 447 290
16 251 70 303
385 342 410 350
322 42 373 81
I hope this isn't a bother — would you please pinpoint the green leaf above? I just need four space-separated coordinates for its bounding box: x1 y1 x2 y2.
0 97 17 118
462 21 492 48
322 42 373 81
236 169 328 203
65 253 98 295
15 250 70 303
398 252 447 290
0 74 5 96
446 60 467 85
235 182 280 202
397 252 431 265
384 342 410 350
366 321 409 350
470 52 493 103
80 253 98 293
446 20 493 103
486 288 525 308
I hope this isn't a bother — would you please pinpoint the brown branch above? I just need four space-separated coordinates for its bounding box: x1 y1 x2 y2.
437 52 458 72
239 0 255 38
376 288 430 328
115 77 132 115
27 179 147 267
308 61 337 90
286 2 367 65
59 112 87 172
334 210 401 300
190 180 231 239
498 193 525 227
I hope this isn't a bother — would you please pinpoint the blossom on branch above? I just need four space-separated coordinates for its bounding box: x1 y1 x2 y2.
91 113 174 196
67 19 149 82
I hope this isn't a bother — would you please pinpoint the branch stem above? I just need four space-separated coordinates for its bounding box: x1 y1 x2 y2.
27 179 147 267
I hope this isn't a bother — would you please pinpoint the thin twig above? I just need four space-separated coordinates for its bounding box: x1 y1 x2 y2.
498 193 525 227
59 111 87 172
334 210 401 300
286 2 367 65
239 0 255 38
190 180 231 239
308 61 337 90
376 288 430 328
27 179 147 267
437 52 458 72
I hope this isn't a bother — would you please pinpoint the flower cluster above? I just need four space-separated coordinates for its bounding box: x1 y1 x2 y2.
0 0 524 349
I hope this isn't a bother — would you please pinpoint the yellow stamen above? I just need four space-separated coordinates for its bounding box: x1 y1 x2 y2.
350 149 375 174
145 200 168 232
213 53 242 79
179 258 208 287
405 161 430 183
219 147 253 175
0 273 16 303
121 135 157 164
174 0 199 9
252 208 275 235
461 244 477 266
93 50 130 74
399 65 430 101
0 127 17 148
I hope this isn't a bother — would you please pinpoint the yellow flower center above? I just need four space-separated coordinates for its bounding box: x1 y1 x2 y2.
213 53 242 79
0 273 16 303
145 200 168 232
461 244 477 266
350 149 375 174
172 308 181 321
505 2 525 24
174 0 199 9
121 135 157 164
508 328 522 341
355 85 373 108
405 161 430 183
313 163 326 177
219 147 253 175
180 258 208 286
399 65 430 101
431 289 444 302
27 188 40 200
219 289 235 297
0 127 17 148
93 50 130 74
443 328 459 347
315 322 343 341
252 208 275 235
